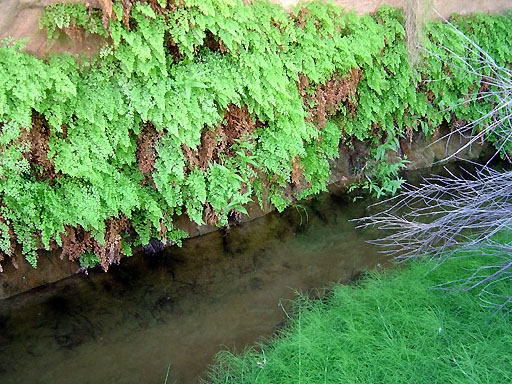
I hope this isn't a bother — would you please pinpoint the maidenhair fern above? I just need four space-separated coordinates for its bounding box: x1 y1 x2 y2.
0 0 510 270
39 2 106 41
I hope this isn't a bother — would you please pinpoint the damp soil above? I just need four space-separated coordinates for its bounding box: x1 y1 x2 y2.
0 190 387 384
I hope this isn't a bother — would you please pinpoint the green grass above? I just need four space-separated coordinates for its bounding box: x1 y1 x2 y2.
204 256 512 383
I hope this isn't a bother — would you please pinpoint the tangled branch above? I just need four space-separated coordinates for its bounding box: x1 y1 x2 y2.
423 12 512 165
359 14 512 315
359 166 512 314
359 166 512 258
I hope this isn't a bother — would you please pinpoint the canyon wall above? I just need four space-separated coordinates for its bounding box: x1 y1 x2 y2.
0 0 507 296
0 130 492 299
1 0 511 56
273 0 511 17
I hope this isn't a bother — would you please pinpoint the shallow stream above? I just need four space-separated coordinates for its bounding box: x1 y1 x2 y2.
0 189 388 383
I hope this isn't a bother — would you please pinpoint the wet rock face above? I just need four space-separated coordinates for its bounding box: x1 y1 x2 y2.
0 0 508 296
273 0 511 16
2 0 511 57
0 0 102 57
0 0 53 51
0 0 19 36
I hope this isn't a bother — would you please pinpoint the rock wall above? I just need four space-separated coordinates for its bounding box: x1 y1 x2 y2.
273 0 511 17
0 0 506 297
1 0 511 56
0 0 103 56
0 129 492 299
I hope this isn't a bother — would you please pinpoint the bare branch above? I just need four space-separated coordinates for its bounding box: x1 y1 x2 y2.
419 12 512 164
358 164 512 315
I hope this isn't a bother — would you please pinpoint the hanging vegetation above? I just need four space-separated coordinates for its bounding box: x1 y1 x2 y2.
1 0 511 271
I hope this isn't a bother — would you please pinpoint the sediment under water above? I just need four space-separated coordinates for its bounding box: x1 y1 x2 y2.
0 187 390 383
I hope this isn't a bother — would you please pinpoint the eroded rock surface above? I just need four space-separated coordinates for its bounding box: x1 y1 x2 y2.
0 0 505 297
2 0 512 57
274 0 511 16
0 0 102 56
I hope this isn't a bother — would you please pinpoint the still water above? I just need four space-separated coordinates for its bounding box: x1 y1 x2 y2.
0 190 386 383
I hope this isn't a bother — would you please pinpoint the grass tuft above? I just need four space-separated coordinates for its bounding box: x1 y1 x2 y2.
204 256 512 383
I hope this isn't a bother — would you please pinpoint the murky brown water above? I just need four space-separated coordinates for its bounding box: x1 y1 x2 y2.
0 191 386 384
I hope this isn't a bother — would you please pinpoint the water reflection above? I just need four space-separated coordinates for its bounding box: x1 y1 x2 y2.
0 191 385 384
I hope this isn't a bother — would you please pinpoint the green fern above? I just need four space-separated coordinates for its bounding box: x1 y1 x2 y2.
0 1 510 269
39 2 106 42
